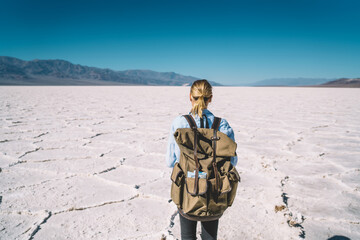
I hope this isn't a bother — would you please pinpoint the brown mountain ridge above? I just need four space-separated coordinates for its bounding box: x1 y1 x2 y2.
0 56 221 86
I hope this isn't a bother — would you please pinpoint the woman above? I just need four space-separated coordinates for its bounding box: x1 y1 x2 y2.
166 79 237 240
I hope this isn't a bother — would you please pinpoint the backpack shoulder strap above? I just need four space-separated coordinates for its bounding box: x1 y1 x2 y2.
183 114 200 195
212 117 221 130
183 115 197 129
211 116 222 195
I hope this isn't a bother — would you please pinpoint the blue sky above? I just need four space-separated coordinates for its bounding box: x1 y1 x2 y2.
1 0 359 85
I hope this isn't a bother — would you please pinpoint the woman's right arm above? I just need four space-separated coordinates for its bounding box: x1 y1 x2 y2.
218 118 238 166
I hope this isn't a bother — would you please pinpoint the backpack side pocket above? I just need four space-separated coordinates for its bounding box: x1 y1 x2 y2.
171 163 184 207
227 166 240 206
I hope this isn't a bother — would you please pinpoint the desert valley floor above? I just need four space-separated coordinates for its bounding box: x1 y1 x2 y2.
0 86 359 239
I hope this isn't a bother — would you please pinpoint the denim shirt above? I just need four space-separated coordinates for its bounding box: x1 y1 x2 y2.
166 109 238 168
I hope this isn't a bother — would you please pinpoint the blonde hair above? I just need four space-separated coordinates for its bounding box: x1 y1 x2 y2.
190 79 213 118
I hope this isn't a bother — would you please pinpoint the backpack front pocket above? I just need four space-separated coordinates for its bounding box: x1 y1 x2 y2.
185 176 208 196
208 177 228 215
182 177 208 216
219 175 231 195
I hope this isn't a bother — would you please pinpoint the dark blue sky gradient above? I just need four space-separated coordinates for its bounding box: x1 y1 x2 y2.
1 0 359 84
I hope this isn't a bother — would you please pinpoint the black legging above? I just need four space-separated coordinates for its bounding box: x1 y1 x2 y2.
179 213 219 240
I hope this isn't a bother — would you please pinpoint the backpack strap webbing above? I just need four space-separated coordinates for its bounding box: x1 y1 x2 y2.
212 117 221 130
211 116 222 195
183 115 200 195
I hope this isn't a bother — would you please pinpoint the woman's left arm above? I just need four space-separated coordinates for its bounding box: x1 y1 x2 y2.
166 116 182 168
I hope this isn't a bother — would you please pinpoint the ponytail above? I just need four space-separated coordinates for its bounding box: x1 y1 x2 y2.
190 80 213 118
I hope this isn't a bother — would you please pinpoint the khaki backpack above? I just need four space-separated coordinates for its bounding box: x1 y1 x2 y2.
170 115 240 221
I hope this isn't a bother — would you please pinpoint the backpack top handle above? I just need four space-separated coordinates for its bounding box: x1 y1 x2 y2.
200 115 209 128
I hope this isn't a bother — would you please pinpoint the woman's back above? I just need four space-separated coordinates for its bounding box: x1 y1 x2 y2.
166 79 239 240
166 109 238 168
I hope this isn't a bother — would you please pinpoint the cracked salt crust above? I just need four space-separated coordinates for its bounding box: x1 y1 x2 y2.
0 86 359 239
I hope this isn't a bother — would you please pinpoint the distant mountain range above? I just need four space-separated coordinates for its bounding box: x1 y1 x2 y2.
249 78 334 86
0 56 221 86
319 78 360 88
1 56 359 87
249 77 360 87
